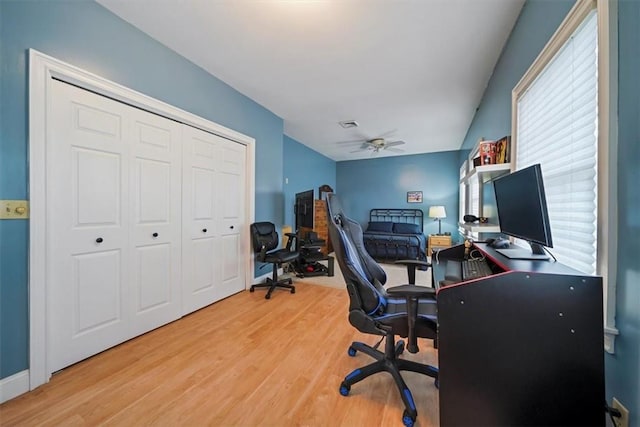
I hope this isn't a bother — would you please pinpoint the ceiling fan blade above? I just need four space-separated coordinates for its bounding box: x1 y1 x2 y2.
385 147 404 153
349 147 368 153
385 140 406 147
336 139 364 145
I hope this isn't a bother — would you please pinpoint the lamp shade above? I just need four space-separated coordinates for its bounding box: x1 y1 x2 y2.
428 206 446 219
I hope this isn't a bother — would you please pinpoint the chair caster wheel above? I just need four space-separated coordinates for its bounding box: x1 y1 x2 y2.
265 294 271 300
395 341 405 356
250 286 255 292
291 288 295 294
402 411 416 427
339 383 350 396
347 346 357 357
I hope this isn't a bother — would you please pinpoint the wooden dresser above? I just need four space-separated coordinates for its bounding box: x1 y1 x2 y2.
299 200 332 255
313 200 332 254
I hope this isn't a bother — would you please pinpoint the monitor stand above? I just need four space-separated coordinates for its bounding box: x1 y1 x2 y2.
496 241 550 260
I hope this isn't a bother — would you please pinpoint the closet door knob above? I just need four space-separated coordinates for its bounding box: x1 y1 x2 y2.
202 228 208 233
96 237 103 243
152 232 159 238
230 225 234 230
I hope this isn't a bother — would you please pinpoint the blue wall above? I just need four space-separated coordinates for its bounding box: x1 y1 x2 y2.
336 151 460 239
0 1 285 379
608 0 640 424
462 0 640 422
282 136 337 228
460 0 575 152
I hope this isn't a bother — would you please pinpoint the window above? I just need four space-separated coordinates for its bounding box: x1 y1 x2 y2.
512 0 618 352
516 11 598 274
458 160 482 240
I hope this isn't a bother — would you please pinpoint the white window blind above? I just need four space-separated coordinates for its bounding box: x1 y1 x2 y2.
516 10 598 274
459 183 466 224
469 177 480 217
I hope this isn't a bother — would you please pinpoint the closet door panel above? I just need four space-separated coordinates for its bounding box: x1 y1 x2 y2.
191 167 217 236
182 126 221 314
75 149 121 225
218 140 246 296
135 244 172 311
130 110 182 335
191 238 218 293
73 250 122 332
48 81 131 372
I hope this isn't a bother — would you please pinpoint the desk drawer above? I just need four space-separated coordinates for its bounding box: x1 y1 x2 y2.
428 235 452 256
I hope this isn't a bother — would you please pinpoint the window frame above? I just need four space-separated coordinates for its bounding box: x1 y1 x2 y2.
511 0 619 352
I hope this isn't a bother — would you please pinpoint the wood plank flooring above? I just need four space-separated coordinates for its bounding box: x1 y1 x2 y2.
0 282 439 426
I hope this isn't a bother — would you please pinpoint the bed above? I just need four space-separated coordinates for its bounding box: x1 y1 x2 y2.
362 208 428 263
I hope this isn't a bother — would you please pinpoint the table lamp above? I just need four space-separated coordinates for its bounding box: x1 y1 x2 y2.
428 206 446 235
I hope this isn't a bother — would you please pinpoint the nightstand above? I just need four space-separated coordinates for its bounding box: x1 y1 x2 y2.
428 234 452 257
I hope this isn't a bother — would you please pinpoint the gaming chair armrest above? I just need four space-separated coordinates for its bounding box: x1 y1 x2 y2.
386 284 436 298
387 285 435 354
394 259 432 268
348 309 391 336
394 259 432 285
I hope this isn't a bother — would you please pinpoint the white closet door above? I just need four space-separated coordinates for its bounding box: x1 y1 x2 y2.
182 126 247 312
48 81 182 372
129 109 182 335
218 139 246 297
48 80 132 371
182 126 222 313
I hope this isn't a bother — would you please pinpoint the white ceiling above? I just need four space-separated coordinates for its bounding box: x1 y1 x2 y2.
97 0 524 161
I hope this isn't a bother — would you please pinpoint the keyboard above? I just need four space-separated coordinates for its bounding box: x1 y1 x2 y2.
443 258 493 283
462 258 493 280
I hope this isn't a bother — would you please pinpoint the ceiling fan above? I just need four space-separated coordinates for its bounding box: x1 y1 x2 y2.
351 137 406 154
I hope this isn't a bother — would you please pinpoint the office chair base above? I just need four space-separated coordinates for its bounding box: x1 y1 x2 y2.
340 335 438 426
348 340 405 359
249 277 295 299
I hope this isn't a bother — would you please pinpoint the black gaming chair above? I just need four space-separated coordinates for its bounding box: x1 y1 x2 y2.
326 194 438 427
250 222 299 299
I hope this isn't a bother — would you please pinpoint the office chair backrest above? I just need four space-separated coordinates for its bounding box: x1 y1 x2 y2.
327 194 387 315
250 222 279 260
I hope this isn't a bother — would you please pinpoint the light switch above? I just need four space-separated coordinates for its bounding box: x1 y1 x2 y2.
0 200 30 219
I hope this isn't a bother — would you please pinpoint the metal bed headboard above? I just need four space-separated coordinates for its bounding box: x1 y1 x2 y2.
369 209 424 230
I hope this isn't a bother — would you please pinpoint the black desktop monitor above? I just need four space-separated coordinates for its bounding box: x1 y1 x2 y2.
295 189 314 229
493 164 553 260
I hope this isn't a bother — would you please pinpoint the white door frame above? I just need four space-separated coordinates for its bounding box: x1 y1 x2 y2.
28 49 256 390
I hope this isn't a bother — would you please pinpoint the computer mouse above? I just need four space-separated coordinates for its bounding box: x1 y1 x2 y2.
485 238 496 246
491 238 510 249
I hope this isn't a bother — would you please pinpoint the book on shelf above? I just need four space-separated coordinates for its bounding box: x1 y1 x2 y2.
479 140 496 165
495 135 511 164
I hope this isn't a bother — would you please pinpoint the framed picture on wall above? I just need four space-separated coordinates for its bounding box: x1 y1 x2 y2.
407 191 423 203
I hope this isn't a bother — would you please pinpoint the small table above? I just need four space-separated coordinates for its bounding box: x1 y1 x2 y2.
428 234 452 257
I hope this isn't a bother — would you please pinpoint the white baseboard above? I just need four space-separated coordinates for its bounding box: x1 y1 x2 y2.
0 370 30 403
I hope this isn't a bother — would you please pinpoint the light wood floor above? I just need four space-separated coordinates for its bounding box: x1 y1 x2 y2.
0 281 439 426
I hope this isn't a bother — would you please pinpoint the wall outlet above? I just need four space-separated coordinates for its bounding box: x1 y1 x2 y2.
612 398 629 427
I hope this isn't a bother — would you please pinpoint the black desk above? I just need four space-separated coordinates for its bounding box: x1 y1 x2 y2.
433 243 605 426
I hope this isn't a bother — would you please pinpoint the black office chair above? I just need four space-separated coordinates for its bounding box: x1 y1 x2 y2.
326 194 438 427
250 222 299 299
